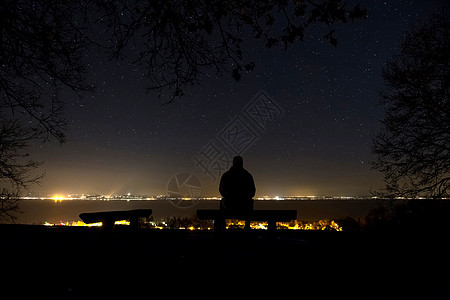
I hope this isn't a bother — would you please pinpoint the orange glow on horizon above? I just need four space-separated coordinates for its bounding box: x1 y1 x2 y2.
52 195 64 202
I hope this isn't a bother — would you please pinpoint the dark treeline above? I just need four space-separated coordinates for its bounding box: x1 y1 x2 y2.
143 216 214 230
138 199 450 233
336 199 450 232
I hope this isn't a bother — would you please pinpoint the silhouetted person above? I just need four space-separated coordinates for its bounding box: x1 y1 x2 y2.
219 156 255 230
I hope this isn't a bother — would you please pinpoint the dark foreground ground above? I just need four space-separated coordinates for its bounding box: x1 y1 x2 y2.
1 225 449 300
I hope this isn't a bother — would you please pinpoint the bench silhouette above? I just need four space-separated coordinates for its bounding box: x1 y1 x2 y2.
197 209 297 231
79 209 152 230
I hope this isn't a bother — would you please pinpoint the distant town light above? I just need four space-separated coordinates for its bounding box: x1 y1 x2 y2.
53 195 64 202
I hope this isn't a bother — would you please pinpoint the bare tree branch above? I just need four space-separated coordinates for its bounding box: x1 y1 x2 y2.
372 8 450 198
93 0 366 101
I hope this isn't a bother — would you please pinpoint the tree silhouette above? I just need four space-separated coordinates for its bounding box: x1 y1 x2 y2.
0 1 91 220
372 8 450 198
96 0 366 102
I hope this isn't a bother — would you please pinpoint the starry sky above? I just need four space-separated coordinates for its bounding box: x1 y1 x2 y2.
30 1 443 197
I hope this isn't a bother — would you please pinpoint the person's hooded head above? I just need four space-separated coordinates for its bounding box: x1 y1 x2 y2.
232 156 244 168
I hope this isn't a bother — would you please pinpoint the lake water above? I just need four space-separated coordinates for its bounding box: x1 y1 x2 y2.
16 198 382 224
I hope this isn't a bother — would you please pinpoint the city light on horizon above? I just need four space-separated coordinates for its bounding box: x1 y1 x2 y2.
22 193 379 201
42 218 343 231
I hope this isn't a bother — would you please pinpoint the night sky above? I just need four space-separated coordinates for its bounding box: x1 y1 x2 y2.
29 1 443 197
